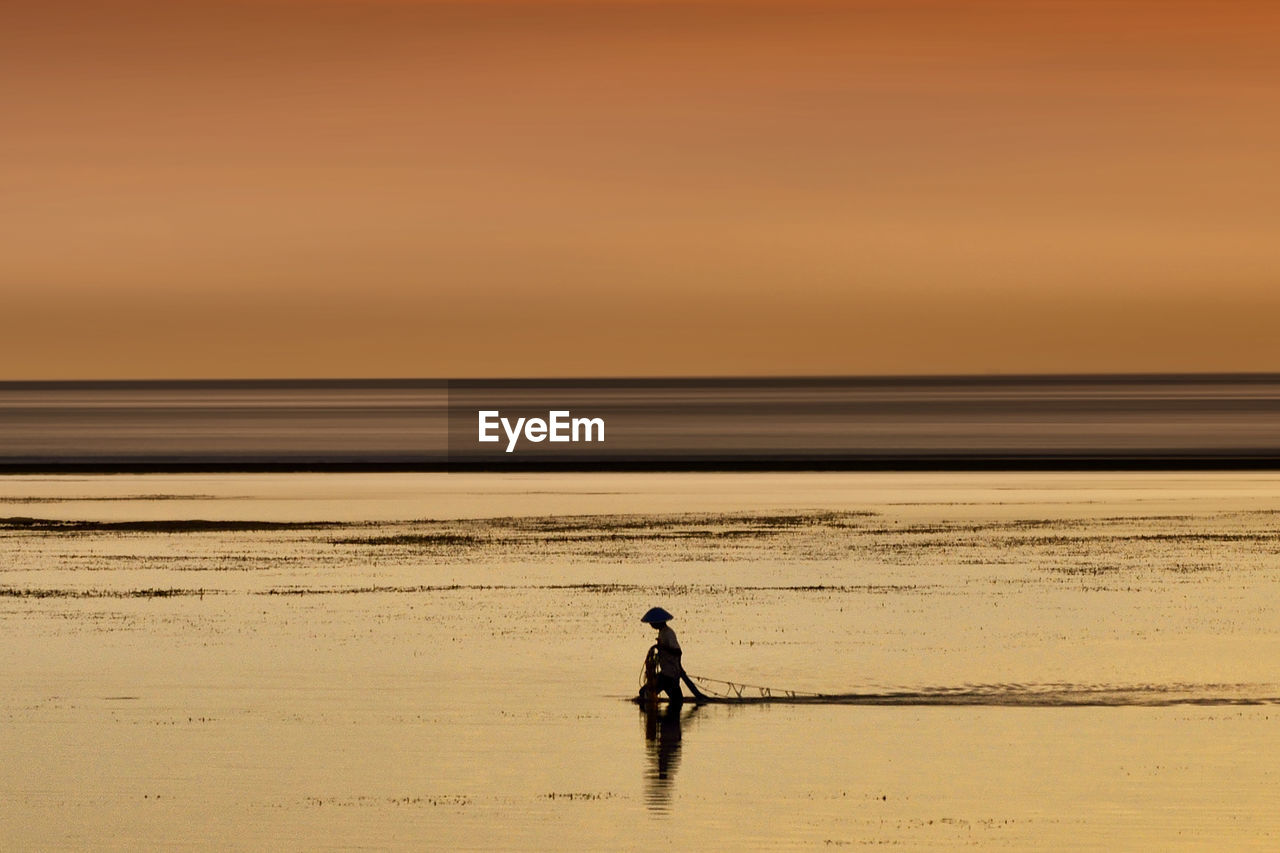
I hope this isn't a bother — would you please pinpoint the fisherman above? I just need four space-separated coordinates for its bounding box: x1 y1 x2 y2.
639 607 707 706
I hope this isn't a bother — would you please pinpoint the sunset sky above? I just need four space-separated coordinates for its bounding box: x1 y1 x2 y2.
4 0 1279 379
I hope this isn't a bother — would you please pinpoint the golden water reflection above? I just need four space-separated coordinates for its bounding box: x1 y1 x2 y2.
642 704 703 813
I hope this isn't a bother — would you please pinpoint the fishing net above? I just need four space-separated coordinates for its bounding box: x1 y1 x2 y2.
642 669 1280 707
688 674 824 701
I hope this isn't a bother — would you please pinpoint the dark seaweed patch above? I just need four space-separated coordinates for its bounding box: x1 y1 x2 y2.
0 494 219 503
330 533 496 547
541 529 763 542
257 581 933 596
500 510 874 534
0 517 340 533
329 510 878 552
1041 564 1122 576
0 587 216 598
1124 532 1280 542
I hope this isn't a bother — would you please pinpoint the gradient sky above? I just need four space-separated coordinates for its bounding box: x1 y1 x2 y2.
4 0 1279 378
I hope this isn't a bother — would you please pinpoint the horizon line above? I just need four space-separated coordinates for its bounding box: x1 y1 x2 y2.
5 370 1280 388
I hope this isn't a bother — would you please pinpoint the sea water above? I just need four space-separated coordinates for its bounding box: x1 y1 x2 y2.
2 472 1278 849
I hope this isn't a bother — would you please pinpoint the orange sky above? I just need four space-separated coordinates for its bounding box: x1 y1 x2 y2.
3 0 1279 378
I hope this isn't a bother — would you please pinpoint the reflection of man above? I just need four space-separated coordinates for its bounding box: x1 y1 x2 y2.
645 704 683 777
639 606 707 707
642 704 688 813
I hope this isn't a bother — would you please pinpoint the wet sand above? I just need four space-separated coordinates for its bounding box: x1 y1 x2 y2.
2 472 1279 849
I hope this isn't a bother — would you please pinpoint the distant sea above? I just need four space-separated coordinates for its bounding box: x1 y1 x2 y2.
2 375 1280 470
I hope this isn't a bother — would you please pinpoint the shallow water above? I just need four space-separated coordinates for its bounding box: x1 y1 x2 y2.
2 472 1279 849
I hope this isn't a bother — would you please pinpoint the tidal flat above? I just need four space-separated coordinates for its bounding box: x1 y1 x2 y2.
1 472 1279 849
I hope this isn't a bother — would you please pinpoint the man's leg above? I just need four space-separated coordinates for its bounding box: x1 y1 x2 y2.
680 671 707 700
660 676 683 708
